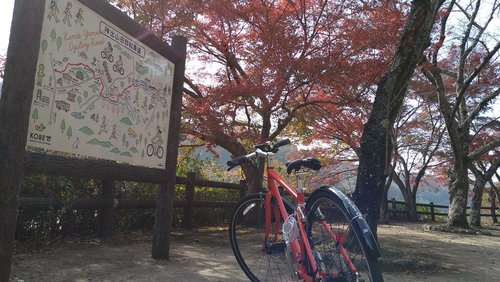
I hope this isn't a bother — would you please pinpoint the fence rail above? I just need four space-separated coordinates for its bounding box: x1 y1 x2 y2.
387 198 499 222
19 178 499 235
18 172 246 232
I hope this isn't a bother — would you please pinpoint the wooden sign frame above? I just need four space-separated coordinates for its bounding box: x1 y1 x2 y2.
0 0 186 278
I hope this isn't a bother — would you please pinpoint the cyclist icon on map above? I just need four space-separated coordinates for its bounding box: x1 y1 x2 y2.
113 55 125 75
147 126 164 158
101 42 114 62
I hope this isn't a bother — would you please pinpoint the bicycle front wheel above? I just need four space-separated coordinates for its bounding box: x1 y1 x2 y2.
229 193 294 282
306 191 383 282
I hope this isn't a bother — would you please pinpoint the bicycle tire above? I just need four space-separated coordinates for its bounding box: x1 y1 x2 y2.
146 144 154 157
305 190 383 282
229 193 295 281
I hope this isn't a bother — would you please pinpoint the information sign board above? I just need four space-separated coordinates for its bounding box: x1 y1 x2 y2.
27 0 175 168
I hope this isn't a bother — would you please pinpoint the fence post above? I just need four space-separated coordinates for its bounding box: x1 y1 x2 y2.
98 179 116 237
183 172 196 229
491 204 498 224
430 202 435 222
239 180 247 199
391 198 397 219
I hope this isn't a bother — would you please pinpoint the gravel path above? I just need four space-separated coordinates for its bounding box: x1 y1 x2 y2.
10 223 500 281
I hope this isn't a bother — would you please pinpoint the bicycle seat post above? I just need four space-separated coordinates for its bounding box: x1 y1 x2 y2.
295 171 308 217
295 171 308 193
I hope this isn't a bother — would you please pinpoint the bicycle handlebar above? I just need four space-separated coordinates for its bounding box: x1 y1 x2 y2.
227 138 290 171
272 138 291 150
226 154 253 170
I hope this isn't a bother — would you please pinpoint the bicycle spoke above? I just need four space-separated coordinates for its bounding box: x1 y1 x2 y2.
306 194 382 282
230 194 295 281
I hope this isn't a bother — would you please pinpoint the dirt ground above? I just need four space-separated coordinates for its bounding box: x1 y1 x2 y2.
9 222 500 281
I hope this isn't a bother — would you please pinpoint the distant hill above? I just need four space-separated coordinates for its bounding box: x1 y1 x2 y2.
331 175 450 206
187 142 453 206
386 180 450 206
191 143 295 167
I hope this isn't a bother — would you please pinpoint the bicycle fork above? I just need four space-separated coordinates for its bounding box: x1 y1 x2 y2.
313 208 361 281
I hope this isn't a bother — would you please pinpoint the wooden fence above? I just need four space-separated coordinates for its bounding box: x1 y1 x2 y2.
17 172 246 233
387 198 499 222
20 179 499 235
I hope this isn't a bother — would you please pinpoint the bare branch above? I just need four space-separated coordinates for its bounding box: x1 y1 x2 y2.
456 0 481 90
182 76 205 99
468 138 500 161
464 87 500 126
456 42 500 109
433 0 456 64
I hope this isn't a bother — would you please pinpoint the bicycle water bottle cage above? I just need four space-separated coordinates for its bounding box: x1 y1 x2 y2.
286 157 322 174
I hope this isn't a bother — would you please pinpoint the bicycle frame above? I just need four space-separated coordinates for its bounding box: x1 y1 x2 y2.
263 157 359 281
264 167 316 281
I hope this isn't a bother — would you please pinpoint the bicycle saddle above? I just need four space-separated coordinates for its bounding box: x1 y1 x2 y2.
286 157 321 174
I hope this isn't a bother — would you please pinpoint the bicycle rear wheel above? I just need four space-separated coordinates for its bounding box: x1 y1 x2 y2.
306 191 383 282
229 193 294 281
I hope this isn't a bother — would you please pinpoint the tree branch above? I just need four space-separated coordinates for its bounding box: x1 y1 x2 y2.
464 87 500 126
455 42 500 112
468 138 500 161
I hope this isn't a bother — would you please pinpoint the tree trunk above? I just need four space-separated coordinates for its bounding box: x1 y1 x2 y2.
241 162 263 194
353 0 443 235
469 161 500 227
354 100 392 231
379 172 394 224
470 174 486 227
447 161 470 228
392 172 419 221
406 198 418 221
490 187 498 224
470 170 488 227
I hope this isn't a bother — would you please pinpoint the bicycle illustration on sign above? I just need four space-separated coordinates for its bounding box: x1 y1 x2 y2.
146 126 164 158
113 55 124 75
101 42 114 62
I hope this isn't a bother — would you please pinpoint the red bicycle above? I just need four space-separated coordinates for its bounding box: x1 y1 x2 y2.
228 139 383 281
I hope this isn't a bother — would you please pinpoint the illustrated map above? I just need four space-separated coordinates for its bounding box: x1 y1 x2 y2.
27 0 175 169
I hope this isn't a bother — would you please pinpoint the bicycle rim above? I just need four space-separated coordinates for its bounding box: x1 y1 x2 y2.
229 194 294 281
306 195 382 282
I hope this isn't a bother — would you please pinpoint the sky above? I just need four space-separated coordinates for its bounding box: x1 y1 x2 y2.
0 0 14 55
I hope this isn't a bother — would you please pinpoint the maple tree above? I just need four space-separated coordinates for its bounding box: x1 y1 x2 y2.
421 0 500 228
312 78 449 223
468 118 500 226
390 94 446 221
116 0 407 193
